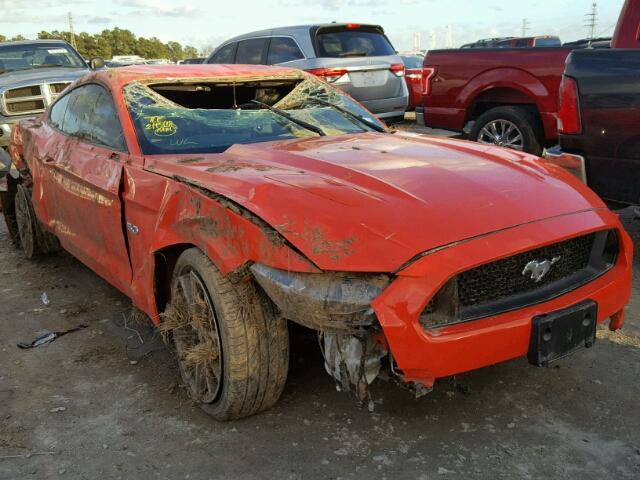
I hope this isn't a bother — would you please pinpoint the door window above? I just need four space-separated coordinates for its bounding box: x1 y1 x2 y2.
235 38 267 64
267 37 304 64
61 84 126 151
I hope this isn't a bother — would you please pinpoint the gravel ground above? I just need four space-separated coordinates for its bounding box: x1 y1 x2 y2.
1 152 639 479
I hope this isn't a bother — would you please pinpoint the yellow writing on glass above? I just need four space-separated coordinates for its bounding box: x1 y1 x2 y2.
144 115 178 136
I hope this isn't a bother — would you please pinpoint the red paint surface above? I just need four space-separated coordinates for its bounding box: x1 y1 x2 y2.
13 64 633 386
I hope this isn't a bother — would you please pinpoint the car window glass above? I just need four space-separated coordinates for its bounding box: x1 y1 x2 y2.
235 38 267 64
209 43 236 63
316 29 395 57
49 93 71 130
267 37 304 64
62 84 126 151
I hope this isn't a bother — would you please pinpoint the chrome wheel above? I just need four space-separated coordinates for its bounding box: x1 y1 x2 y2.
172 269 223 403
476 119 524 151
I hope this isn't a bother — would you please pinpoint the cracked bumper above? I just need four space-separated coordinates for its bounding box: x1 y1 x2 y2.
371 209 633 387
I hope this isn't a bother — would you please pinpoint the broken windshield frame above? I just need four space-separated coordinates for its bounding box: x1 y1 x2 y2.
124 75 387 156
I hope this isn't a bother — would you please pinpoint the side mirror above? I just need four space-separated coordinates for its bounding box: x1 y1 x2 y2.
89 57 105 70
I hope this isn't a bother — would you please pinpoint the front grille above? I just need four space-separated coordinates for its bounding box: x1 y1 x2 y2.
49 82 70 94
421 229 619 329
5 85 41 99
458 233 595 307
6 99 45 114
2 81 70 116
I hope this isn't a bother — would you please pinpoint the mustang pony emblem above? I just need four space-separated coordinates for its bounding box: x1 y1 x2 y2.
522 256 561 282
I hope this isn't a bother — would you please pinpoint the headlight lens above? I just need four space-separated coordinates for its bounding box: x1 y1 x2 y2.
250 264 390 332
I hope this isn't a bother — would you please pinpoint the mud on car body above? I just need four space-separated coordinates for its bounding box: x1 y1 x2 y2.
8 64 632 420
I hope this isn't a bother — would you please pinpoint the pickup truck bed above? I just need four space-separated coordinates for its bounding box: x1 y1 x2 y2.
418 47 572 154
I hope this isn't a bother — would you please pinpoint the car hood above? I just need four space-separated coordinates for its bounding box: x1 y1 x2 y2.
0 67 87 91
145 132 605 272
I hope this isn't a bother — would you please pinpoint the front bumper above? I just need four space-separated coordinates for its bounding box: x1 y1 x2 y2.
372 208 632 387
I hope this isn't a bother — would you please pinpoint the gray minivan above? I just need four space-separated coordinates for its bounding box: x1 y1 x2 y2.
206 24 408 121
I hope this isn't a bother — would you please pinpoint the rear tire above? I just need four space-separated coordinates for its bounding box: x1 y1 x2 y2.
470 106 543 156
166 248 289 421
0 177 19 246
14 184 60 259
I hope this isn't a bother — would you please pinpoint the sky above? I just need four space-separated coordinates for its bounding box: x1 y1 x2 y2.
0 0 626 55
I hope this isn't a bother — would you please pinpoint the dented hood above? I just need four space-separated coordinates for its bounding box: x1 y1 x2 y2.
145 133 604 272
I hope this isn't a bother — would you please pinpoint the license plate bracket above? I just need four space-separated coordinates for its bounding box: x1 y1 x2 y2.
528 300 597 366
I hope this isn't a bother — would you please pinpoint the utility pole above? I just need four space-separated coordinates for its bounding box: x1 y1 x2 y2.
445 25 453 48
68 12 77 49
521 18 530 37
413 32 421 53
585 2 597 39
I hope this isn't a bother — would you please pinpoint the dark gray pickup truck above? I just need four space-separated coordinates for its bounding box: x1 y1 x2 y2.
545 0 640 205
0 39 89 148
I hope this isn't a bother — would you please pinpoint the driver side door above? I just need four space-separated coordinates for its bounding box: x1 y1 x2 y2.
44 82 133 293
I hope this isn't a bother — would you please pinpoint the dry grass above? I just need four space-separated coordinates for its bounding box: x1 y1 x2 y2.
183 341 218 366
597 329 640 348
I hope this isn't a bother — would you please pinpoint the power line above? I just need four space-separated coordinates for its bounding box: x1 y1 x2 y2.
585 2 597 39
521 18 531 37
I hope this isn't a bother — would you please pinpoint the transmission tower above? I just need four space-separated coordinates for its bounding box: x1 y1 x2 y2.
68 12 77 49
585 2 597 39
521 18 531 37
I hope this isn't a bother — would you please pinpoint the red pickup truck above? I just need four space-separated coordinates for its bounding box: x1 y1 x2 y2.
417 45 573 155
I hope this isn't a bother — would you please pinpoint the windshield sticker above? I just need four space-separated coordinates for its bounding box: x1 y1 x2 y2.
144 115 177 136
47 48 68 54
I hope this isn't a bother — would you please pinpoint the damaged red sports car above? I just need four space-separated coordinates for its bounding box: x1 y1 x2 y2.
6 65 632 420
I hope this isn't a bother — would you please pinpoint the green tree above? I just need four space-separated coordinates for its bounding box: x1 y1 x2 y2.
183 46 199 59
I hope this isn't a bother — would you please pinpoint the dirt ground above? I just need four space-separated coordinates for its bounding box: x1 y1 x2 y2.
1 190 639 478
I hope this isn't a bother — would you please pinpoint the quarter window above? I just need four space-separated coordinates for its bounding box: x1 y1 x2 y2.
235 38 267 64
60 84 126 151
209 42 236 63
49 94 70 130
267 37 304 64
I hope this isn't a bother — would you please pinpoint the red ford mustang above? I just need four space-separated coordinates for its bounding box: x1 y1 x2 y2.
7 65 632 420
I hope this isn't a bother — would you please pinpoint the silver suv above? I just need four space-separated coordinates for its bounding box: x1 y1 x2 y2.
206 24 408 121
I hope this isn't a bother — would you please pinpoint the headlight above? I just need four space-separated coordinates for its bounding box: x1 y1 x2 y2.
0 148 11 179
250 264 390 332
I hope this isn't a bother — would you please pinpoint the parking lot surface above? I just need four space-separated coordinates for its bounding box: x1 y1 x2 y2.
1 202 639 480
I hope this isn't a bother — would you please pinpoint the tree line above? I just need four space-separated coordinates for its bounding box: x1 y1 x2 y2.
0 28 201 62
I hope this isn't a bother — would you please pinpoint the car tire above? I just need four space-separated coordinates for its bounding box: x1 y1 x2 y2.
470 106 543 156
167 248 289 421
14 184 60 258
1 177 19 246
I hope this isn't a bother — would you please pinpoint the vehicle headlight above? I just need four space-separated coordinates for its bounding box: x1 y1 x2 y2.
250 264 390 332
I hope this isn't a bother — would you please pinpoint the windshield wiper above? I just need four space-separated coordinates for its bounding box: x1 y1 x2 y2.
250 99 325 136
306 98 386 133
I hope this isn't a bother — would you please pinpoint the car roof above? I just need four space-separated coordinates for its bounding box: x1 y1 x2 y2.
218 23 384 45
93 64 305 88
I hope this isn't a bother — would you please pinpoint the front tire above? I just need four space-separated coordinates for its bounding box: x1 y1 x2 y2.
166 248 289 421
470 106 543 156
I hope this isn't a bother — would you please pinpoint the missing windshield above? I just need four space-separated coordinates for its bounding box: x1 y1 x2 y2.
124 75 385 156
